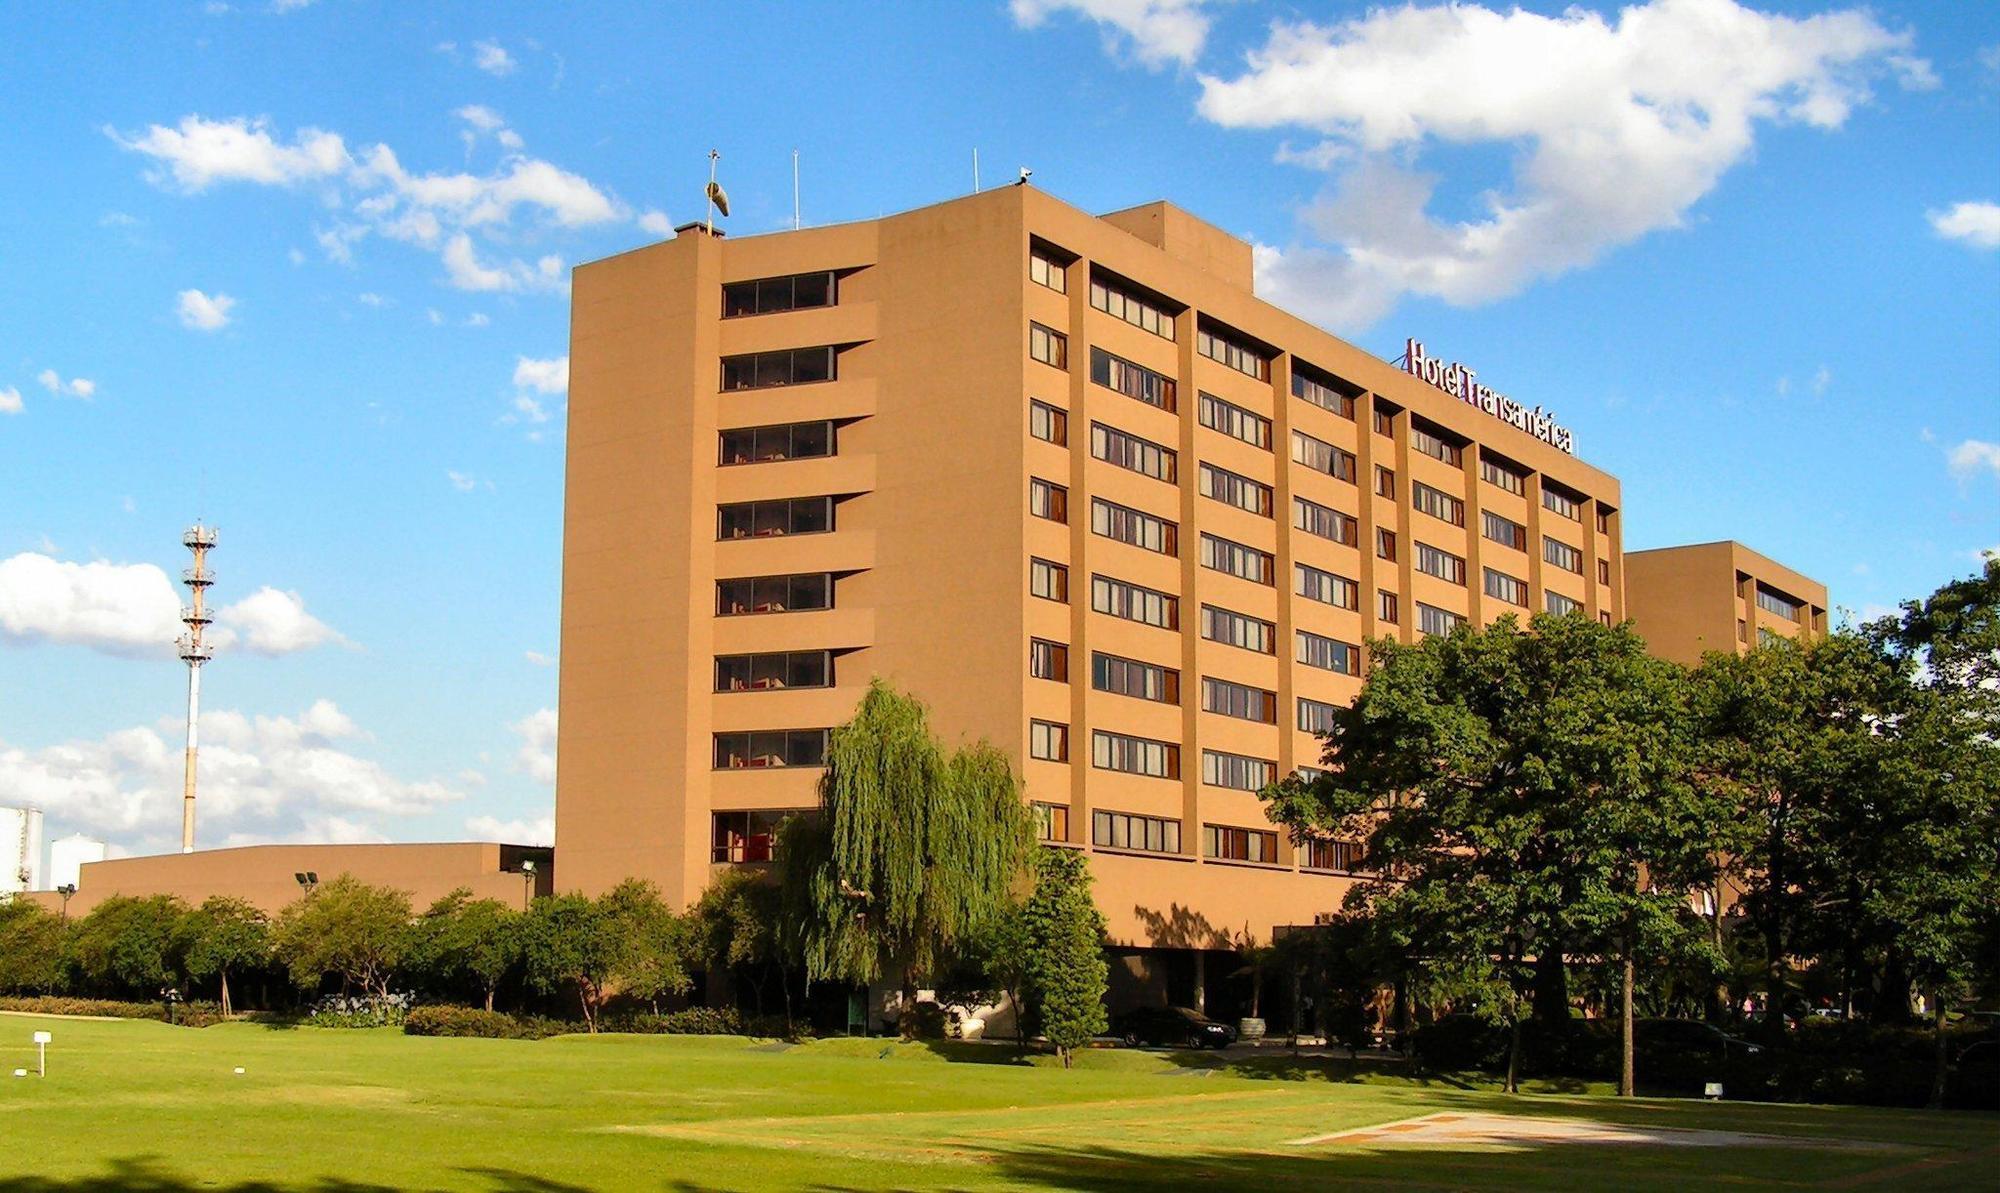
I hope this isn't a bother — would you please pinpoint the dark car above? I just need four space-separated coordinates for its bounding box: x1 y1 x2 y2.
1111 1006 1237 1049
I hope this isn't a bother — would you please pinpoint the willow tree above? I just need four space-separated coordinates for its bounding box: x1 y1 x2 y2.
781 680 1033 1000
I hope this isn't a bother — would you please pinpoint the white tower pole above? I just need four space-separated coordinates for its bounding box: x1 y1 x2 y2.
178 523 217 853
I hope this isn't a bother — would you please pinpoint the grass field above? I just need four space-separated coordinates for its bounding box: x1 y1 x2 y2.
1 1013 1995 1191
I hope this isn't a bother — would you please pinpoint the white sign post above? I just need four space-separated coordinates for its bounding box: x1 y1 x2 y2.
31 1031 50 1077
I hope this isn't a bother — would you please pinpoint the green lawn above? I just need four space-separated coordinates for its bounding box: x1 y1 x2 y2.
0 1013 1993 1191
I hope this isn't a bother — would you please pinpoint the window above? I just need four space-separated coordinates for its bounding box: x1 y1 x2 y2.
1029 478 1068 523
1033 802 1070 842
1293 497 1357 545
1758 626 1782 647
1481 457 1526 495
1204 824 1279 863
718 496 833 540
716 573 832 615
1030 720 1069 762
721 345 837 391
1091 497 1178 555
720 420 834 465
1373 405 1396 437
1297 630 1360 675
1199 392 1271 449
1202 677 1277 724
1291 368 1356 418
1296 563 1359 610
1417 603 1464 636
1030 400 1068 446
1375 466 1396 500
722 271 836 318
1201 533 1274 585
713 729 829 769
1029 322 1068 369
1201 604 1276 654
1298 697 1340 735
1030 638 1069 682
1410 423 1462 466
1600 610 1613 627
1090 348 1176 412
1303 838 1366 874
1415 543 1467 586
1376 529 1397 562
1029 247 1068 293
1378 590 1400 624
1200 464 1273 516
1030 557 1069 602
1202 750 1277 791
1092 807 1181 851
1545 591 1581 616
1597 508 1612 534
1092 575 1178 630
1092 652 1180 704
1292 431 1356 482
1091 733 1180 781
1543 486 1582 521
1412 482 1465 527
1092 423 1177 482
1089 275 1174 339
1544 538 1583 574
711 809 798 863
715 651 831 692
1482 510 1528 552
1756 586 1803 621
1196 324 1269 380
1483 568 1528 607
1598 560 1611 586
1739 618 1749 644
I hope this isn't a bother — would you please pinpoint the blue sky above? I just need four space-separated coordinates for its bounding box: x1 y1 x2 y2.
1 0 1995 863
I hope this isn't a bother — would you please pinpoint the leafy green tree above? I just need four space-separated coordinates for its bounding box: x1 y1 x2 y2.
409 888 521 1012
781 681 1034 1001
67 894 188 998
521 892 618 1030
599 878 691 1013
0 900 68 995
177 896 270 1015
690 869 789 1020
1022 848 1108 1068
271 875 412 999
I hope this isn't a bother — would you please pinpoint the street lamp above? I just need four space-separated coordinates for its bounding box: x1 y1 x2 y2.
294 871 318 895
56 884 77 925
519 859 537 910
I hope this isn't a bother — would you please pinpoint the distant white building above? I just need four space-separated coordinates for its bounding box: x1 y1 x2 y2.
47 834 107 891
1 806 44 897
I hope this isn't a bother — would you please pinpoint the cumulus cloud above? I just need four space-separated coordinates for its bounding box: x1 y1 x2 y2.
638 209 673 237
37 369 95 399
465 813 554 846
212 586 346 655
510 708 556 785
1948 439 2000 483
1010 0 1211 68
0 387 20 415
108 115 349 190
176 288 236 330
512 355 568 394
472 39 516 76
0 700 464 854
1172 0 1924 330
0 553 342 659
1929 201 2000 250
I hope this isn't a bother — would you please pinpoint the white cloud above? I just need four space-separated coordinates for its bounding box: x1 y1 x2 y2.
213 586 346 655
512 354 568 394
1010 0 1212 68
523 650 553 667
270 0 315 11
454 104 505 132
1929 201 2000 250
1178 0 1921 330
510 708 556 785
441 234 566 293
176 288 236 331
638 209 673 236
0 553 181 657
1811 364 1831 396
447 470 477 492
0 387 20 416
511 394 550 424
1947 439 2000 483
0 700 464 854
37 369 95 399
465 813 553 846
357 292 385 307
473 39 517 76
108 115 349 190
464 312 489 327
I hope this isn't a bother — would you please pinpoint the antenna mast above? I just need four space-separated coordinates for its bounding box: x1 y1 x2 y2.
792 149 800 230
177 523 217 853
707 149 720 236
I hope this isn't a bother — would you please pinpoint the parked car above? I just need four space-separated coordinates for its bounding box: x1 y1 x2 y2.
1111 1006 1238 1049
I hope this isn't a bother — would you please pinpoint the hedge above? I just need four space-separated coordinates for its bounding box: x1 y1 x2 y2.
404 1005 569 1040
0 995 224 1028
400 1005 822 1041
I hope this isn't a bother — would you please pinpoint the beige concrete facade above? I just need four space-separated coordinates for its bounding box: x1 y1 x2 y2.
1625 541 1828 667
555 185 1627 950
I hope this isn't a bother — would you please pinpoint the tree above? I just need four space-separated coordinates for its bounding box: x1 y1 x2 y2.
1021 848 1107 1068
599 878 692 1013
0 900 67 995
690 869 789 1021
271 875 412 999
1265 613 1713 1095
781 681 1034 1001
409 889 521 1012
66 894 188 998
521 892 618 1030
177 897 269 1015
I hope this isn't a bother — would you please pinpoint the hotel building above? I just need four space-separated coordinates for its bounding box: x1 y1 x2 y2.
1625 541 1828 667
554 185 1626 986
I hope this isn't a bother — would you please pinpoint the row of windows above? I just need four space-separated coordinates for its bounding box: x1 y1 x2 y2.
718 495 833 540
1095 574 1178 629
1293 430 1357 483
1091 347 1177 412
1200 463 1273 517
721 345 837 391
720 420 834 466
1030 322 1068 369
1093 422 1176 482
1484 568 1528 607
1297 630 1360 675
1201 533 1274 585
1094 807 1181 852
1547 590 1582 616
1412 481 1465 528
1031 557 1068 602
713 729 828 770
1202 603 1275 654
1196 324 1270 380
715 650 831 692
1090 276 1175 339
1756 586 1803 621
1484 509 1528 551
1294 496 1357 546
1093 497 1178 555
1481 457 1526 495
1030 400 1067 445
1545 538 1583 574
711 809 799 863
1418 603 1464 637
1543 486 1581 521
1205 823 1278 863
717 573 831 616
1298 696 1340 735
1202 676 1276 724
1199 392 1271 449
1415 542 1467 586
1030 477 1068 523
1291 369 1355 419
1297 562 1359 611
1411 423 1463 466
1029 247 1068 294
1092 730 1178 779
722 271 836 318
1093 651 1179 704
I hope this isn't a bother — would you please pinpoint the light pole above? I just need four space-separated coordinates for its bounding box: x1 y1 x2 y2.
294 871 318 896
519 859 537 910
56 884 76 925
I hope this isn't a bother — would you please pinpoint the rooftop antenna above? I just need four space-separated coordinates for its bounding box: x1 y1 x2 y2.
792 149 801 231
972 148 981 193
705 150 730 235
177 522 217 854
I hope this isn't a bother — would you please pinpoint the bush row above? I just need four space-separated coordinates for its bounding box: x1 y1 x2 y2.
0 995 224 1027
402 1004 817 1041
404 1005 570 1039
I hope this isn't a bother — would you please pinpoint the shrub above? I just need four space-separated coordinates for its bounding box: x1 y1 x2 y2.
0 995 222 1027
304 993 411 1029
598 1007 743 1036
743 1014 813 1042
404 1005 567 1040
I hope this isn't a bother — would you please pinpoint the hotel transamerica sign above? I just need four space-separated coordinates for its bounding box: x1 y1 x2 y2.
1403 339 1574 455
